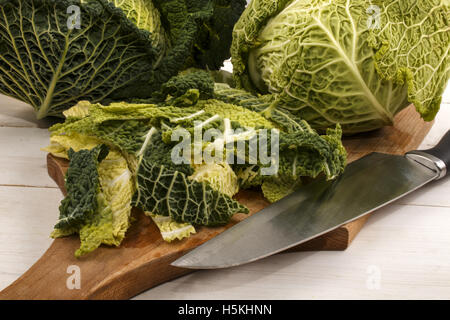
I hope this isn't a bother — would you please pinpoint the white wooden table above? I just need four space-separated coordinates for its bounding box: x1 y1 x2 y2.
0 86 449 300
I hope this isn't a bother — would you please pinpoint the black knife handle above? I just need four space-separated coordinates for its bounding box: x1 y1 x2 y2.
406 130 450 180
421 130 450 170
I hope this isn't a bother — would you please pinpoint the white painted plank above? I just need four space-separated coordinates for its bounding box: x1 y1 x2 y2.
0 186 63 291
0 94 57 128
397 176 450 207
419 103 450 149
0 95 41 128
0 127 56 188
135 204 450 300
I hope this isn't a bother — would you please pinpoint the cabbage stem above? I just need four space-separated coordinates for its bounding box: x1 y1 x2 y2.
37 36 70 120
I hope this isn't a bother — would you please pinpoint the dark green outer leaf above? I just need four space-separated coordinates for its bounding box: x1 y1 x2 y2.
133 161 249 226
153 0 247 71
55 144 109 230
155 69 215 101
193 0 247 69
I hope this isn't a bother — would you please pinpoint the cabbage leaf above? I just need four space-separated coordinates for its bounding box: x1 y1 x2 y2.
132 131 249 226
54 145 110 230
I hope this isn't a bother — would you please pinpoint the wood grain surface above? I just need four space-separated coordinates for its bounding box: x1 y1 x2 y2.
0 105 434 300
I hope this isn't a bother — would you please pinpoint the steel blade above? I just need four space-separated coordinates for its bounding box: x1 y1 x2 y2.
171 153 438 269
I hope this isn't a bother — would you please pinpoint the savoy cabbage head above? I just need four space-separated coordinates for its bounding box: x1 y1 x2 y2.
232 0 450 134
0 0 246 119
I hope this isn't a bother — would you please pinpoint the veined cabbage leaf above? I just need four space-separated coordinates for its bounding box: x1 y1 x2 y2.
148 213 196 242
132 131 249 226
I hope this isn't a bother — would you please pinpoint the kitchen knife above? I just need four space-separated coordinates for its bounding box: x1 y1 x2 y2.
172 130 450 269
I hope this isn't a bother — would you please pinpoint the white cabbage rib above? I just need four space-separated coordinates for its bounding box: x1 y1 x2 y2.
111 0 168 53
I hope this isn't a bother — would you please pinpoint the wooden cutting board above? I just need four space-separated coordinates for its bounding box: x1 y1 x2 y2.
0 105 433 300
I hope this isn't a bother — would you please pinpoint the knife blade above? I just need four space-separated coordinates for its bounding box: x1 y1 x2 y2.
172 131 450 269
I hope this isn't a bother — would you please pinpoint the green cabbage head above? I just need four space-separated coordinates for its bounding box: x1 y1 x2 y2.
232 0 450 134
0 0 246 119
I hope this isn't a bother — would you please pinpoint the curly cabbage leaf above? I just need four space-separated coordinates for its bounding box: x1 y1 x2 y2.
49 101 212 156
153 0 247 70
132 131 249 226
148 213 196 242
232 125 346 202
214 83 347 201
262 126 346 202
232 0 450 134
43 133 103 159
199 99 275 129
0 0 246 119
153 69 215 102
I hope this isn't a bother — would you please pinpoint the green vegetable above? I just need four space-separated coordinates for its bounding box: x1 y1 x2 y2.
52 96 347 206
0 0 246 119
76 150 135 257
215 82 347 201
263 126 346 201
45 86 347 254
232 0 450 134
190 162 239 198
55 145 109 231
153 69 215 102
